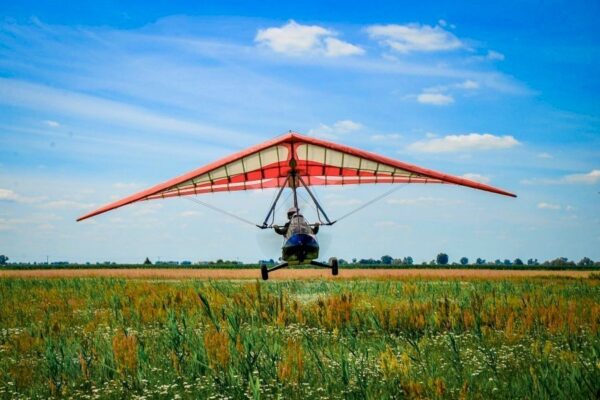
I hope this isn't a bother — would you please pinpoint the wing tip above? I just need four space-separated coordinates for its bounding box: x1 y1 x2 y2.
76 212 95 222
486 186 517 198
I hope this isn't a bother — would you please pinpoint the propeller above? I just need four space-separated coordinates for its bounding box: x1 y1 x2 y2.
255 230 284 260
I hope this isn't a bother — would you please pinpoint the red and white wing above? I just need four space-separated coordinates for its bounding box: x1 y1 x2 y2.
77 132 515 221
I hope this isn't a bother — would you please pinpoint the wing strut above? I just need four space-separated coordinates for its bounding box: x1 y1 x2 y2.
297 175 334 225
258 171 336 229
258 179 288 229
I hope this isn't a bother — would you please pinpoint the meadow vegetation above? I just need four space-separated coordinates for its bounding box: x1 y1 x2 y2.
0 277 599 399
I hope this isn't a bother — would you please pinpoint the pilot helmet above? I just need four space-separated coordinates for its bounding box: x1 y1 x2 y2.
287 207 299 219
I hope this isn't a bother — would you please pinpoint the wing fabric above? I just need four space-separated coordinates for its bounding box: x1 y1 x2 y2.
77 132 515 221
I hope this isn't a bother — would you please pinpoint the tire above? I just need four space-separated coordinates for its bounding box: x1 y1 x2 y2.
261 264 269 281
330 257 339 276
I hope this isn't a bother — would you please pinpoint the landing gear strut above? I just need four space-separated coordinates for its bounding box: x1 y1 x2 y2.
260 258 339 280
261 261 289 281
310 257 339 276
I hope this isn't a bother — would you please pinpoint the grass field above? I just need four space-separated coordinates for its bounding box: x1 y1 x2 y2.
0 268 596 279
1 274 599 399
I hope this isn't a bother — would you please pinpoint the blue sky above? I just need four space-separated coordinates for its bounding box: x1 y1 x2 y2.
0 1 598 263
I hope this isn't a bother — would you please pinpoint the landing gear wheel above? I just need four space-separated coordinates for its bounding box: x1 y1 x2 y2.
330 257 339 276
261 264 269 281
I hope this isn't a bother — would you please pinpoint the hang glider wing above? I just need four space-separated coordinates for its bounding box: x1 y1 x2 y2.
77 132 515 221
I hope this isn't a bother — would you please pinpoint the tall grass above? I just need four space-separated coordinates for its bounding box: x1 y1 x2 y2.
0 277 598 398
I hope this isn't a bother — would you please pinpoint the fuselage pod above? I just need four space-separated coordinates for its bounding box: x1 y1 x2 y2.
282 214 319 263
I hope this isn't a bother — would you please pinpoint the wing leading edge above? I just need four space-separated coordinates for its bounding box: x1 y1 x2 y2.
77 132 516 221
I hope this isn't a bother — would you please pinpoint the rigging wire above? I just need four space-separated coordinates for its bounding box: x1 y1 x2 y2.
297 190 324 223
275 190 293 213
271 189 292 226
183 182 408 229
306 185 325 223
185 196 258 227
333 184 408 223
297 191 316 211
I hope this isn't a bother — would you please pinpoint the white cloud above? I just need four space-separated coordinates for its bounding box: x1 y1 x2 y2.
324 37 365 57
255 20 363 57
455 80 479 90
366 23 463 53
417 92 454 105
0 214 62 230
43 120 60 127
0 188 42 204
371 133 402 142
520 170 600 185
418 79 479 102
407 133 520 153
0 78 246 144
256 20 330 54
0 188 21 202
308 119 363 139
42 200 96 210
461 173 491 184
538 202 561 210
560 170 600 185
537 152 553 159
132 203 163 216
486 50 505 61
334 119 362 132
0 217 28 231
471 50 505 63
411 78 481 107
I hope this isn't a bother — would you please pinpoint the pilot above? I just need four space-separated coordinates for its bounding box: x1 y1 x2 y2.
274 207 297 236
274 207 320 235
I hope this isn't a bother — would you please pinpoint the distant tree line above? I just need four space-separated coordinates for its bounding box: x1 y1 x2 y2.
343 254 598 267
1 253 599 269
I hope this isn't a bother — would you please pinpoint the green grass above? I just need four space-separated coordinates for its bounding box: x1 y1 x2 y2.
0 277 599 399
3 263 600 270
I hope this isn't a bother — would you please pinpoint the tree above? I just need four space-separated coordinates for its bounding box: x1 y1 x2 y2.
0 255 8 265
460 257 469 265
514 258 523 265
381 255 393 265
578 257 593 267
436 253 449 265
503 259 512 266
547 257 574 267
143 257 152 265
475 258 486 265
403 256 414 266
